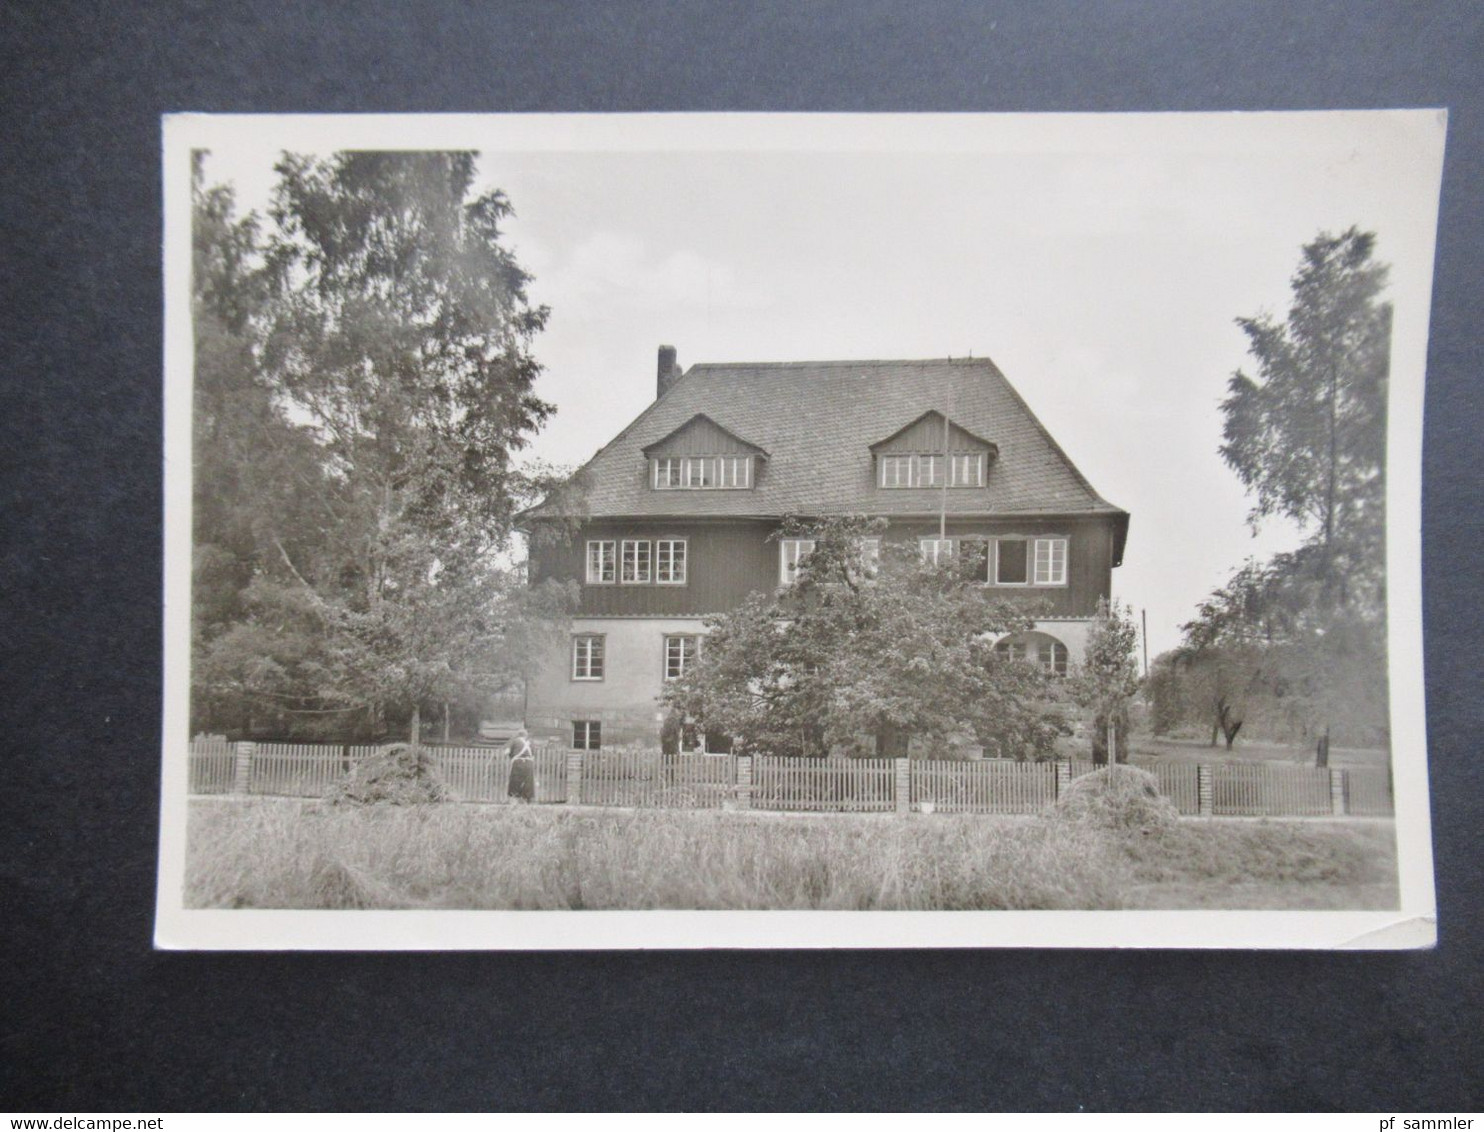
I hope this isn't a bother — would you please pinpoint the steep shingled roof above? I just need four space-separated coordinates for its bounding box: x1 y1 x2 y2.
526 357 1126 525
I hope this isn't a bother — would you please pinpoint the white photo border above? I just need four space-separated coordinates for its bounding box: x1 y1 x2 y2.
157 110 1445 950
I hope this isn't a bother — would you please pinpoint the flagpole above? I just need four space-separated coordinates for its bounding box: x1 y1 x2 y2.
939 408 950 541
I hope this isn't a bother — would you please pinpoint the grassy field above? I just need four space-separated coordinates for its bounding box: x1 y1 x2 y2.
185 798 1398 912
1127 734 1390 769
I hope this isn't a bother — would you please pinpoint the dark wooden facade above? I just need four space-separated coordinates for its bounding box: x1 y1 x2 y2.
528 514 1119 619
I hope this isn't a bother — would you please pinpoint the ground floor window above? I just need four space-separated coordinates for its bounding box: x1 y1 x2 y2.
572 634 605 680
995 631 1069 676
573 720 602 750
664 634 699 680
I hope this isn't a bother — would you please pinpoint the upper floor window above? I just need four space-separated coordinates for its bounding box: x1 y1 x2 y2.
588 537 685 585
996 539 1029 585
621 539 651 584
779 538 816 586
918 537 954 566
586 540 616 584
653 455 752 490
1033 537 1068 586
994 537 1068 586
879 452 985 488
656 539 688 584
910 535 1068 585
572 635 605 681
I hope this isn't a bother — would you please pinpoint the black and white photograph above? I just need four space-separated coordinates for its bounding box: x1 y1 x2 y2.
156 111 1444 949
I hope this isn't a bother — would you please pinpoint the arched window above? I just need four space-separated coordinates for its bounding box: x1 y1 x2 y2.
994 631 1069 677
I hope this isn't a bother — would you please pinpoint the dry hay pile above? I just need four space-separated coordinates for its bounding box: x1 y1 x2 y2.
324 742 449 806
1052 764 1178 833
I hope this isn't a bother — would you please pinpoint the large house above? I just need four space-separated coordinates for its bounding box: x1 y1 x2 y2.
519 348 1129 750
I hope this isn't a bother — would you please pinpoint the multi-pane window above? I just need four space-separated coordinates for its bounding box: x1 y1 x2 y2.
918 454 944 487
880 452 986 488
653 457 684 488
664 635 699 680
586 540 616 584
858 537 881 579
950 453 984 487
779 538 816 586
879 455 914 487
1032 538 1068 586
621 539 651 584
683 456 715 488
652 455 752 490
919 537 954 566
717 456 752 488
656 539 687 584
571 635 605 681
995 636 1069 677
573 720 602 750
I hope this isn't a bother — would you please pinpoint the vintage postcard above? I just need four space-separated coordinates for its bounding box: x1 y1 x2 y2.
156 111 1444 949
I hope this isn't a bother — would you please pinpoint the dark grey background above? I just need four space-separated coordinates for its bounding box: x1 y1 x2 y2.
2 1 1480 1112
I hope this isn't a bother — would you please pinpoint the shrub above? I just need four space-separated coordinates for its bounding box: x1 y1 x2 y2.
1052 764 1178 833
324 742 449 806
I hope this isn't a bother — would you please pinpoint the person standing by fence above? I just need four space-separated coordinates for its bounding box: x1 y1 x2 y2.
505 729 535 803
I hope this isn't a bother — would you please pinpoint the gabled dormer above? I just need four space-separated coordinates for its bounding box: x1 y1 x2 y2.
869 410 997 489
641 413 769 491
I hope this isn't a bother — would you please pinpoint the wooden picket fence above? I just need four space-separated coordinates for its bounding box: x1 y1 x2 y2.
186 738 1394 818
188 735 235 794
911 760 1056 814
752 757 896 812
1211 763 1333 816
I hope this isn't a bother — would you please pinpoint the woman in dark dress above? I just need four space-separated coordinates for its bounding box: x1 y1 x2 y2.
506 729 535 803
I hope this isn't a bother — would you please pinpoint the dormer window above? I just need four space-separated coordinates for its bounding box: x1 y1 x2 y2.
878 452 983 488
950 453 984 487
653 455 753 490
643 414 767 494
870 411 994 489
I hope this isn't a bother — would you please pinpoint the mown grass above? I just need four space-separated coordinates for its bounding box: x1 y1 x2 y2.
185 798 1398 911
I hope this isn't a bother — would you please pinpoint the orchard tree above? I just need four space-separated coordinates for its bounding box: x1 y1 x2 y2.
1068 599 1141 764
662 516 1063 760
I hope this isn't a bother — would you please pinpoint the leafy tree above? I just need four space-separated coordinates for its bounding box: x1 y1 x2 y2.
190 152 575 741
1198 228 1392 762
190 155 334 732
1220 227 1390 613
1068 599 1141 763
662 516 1060 760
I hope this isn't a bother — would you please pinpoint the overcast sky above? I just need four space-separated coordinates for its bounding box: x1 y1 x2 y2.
196 112 1443 661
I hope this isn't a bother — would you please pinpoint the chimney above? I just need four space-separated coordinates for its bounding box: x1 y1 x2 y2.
656 344 680 400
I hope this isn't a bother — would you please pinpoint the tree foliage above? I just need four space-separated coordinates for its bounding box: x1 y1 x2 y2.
661 516 1062 760
1219 226 1390 612
1067 599 1141 763
190 151 575 739
1182 228 1393 757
